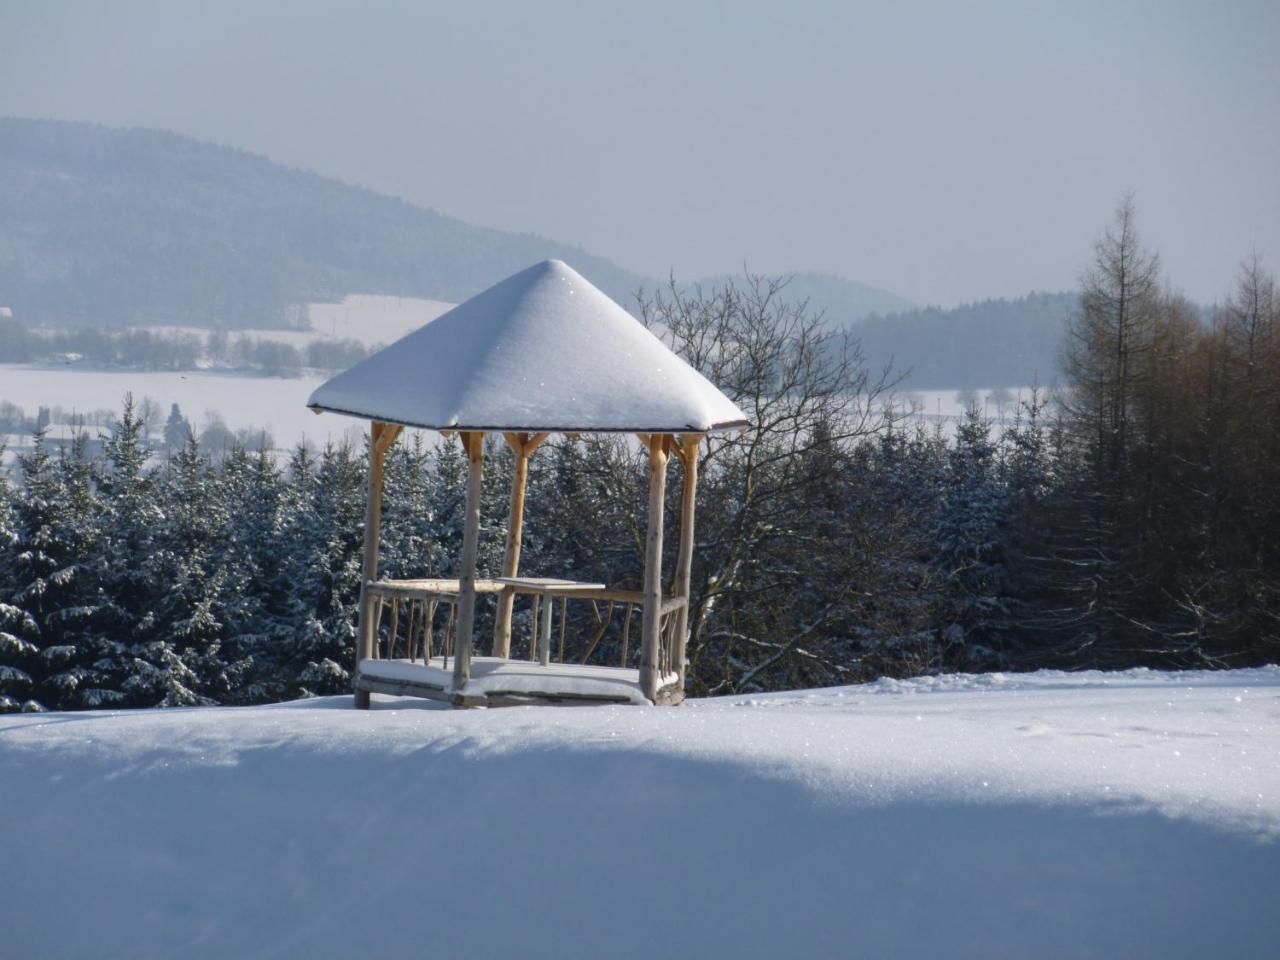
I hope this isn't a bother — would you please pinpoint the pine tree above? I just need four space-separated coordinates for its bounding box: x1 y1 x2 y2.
1060 195 1162 656
91 395 187 707
214 444 287 702
275 441 365 696
2 431 112 708
162 402 193 451
147 435 227 705
0 440 42 711
934 405 1008 661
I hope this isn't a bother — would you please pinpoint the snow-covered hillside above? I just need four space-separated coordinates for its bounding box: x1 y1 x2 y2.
2 668 1277 959
307 293 454 347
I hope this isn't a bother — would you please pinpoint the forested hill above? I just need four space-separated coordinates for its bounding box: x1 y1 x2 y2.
0 118 650 328
693 270 914 324
854 292 1079 388
1 117 1069 386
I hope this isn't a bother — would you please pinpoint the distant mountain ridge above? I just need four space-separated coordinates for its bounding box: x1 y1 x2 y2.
0 117 651 327
1 117 1071 387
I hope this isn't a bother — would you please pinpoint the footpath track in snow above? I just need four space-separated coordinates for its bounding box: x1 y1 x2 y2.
2 667 1277 959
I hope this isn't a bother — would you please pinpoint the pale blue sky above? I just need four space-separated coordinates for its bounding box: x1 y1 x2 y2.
3 0 1277 305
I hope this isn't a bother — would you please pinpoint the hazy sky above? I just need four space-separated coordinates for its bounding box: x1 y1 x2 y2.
3 0 1277 306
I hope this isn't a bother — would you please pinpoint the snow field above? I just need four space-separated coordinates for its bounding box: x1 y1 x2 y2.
1 666 1277 958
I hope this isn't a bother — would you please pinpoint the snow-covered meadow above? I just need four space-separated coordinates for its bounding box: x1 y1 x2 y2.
1 292 1039 466
2 667 1277 959
0 296 453 459
0 358 1032 465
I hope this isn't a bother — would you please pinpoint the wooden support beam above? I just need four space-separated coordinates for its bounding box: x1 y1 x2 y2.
538 590 554 666
529 595 540 662
494 433 530 657
374 422 403 456
354 420 400 708
452 430 485 690
639 433 670 700
492 431 547 657
558 596 567 664
672 433 701 689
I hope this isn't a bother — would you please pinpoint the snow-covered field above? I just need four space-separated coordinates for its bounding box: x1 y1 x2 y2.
1 359 1032 462
308 293 453 347
0 365 343 453
2 667 1276 959
132 294 455 350
1 290 1034 460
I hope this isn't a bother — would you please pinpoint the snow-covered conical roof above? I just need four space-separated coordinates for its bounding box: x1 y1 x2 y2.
307 260 749 433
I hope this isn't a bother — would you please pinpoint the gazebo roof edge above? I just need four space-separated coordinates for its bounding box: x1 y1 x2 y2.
306 260 749 436
308 401 749 435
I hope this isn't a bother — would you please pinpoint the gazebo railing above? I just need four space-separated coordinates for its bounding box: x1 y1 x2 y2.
363 577 685 685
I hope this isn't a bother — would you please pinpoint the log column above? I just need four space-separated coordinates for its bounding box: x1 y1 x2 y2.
639 433 670 701
672 433 702 690
452 430 485 692
493 431 549 658
354 420 401 709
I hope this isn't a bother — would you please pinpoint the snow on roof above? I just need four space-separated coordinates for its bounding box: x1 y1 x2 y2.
306 260 749 433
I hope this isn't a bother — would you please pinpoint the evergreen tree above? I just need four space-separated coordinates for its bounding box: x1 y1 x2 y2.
2 431 112 708
276 441 365 696
91 395 192 707
0 441 42 711
162 402 193 451
934 405 1008 662
214 444 287 702
147 436 227 705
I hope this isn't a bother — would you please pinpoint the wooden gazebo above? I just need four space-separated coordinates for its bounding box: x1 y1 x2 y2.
307 260 748 707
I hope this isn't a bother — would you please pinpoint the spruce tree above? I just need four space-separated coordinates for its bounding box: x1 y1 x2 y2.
933 405 1008 661
276 441 364 696
0 441 41 711
148 435 226 705
92 395 185 706
214 444 287 702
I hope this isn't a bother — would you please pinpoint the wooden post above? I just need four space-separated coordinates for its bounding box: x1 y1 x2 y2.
538 591 553 666
492 432 547 657
452 430 485 691
673 433 701 689
354 420 401 709
639 433 670 701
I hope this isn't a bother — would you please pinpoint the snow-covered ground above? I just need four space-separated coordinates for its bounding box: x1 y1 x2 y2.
0 365 344 455
307 293 454 347
1 296 455 456
130 294 455 350
2 667 1276 959
1 289 1034 460
0 362 1032 465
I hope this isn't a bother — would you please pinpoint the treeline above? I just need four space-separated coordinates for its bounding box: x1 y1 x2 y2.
854 291 1079 389
1028 198 1280 667
0 205 1275 711
0 395 1046 711
0 318 368 374
0 398 274 459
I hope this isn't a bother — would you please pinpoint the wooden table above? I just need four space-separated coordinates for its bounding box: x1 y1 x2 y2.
493 577 607 666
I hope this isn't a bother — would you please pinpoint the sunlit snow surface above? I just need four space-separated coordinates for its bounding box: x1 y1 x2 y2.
2 667 1277 959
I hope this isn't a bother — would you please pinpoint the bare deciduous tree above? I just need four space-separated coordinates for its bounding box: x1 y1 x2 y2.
637 273 909 692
